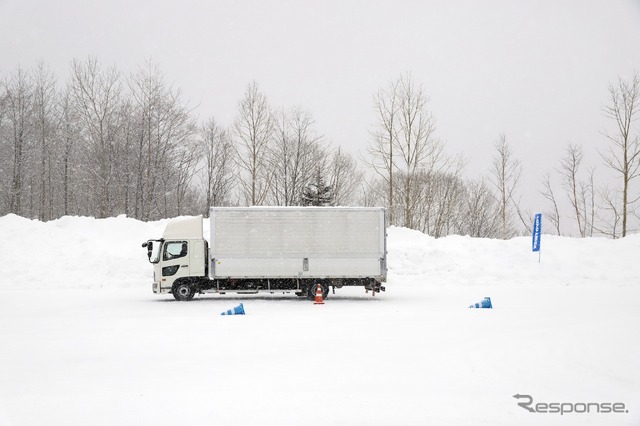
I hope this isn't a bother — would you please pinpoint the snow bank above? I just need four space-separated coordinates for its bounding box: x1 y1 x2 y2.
388 224 640 288
0 214 167 289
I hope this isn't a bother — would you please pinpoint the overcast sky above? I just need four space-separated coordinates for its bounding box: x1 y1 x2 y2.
2 0 640 220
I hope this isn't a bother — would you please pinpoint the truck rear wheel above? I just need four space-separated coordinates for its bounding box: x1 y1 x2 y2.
307 282 329 300
173 281 195 301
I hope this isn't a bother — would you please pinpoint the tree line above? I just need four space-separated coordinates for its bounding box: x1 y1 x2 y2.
1 59 638 238
0 59 361 221
365 72 639 239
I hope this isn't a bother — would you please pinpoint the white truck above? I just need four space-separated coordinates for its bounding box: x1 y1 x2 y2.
142 207 387 301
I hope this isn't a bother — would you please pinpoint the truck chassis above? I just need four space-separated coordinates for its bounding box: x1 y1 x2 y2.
170 276 385 301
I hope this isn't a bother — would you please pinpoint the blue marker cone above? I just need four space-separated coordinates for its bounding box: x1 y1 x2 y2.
221 303 245 315
469 297 492 309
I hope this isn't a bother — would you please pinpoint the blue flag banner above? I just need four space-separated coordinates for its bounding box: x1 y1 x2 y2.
532 213 542 252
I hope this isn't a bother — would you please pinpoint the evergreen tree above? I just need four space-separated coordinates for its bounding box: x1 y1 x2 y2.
302 167 333 206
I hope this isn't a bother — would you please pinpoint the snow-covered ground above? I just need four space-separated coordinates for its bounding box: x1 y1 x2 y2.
0 214 639 425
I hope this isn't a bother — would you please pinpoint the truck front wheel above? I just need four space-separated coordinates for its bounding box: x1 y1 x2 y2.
173 281 195 301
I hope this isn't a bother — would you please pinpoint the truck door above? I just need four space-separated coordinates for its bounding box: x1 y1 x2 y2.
189 239 205 277
159 240 190 290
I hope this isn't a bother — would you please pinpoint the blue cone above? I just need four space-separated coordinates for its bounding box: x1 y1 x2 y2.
221 303 245 315
469 297 492 309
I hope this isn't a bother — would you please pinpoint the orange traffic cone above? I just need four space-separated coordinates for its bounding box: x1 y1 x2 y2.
314 284 324 305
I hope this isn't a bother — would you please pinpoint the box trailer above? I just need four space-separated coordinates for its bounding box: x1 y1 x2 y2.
142 207 387 301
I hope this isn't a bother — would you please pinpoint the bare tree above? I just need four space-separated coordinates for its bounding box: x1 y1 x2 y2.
128 60 196 219
394 73 442 229
366 74 466 233
152 100 198 218
458 178 502 238
426 172 466 238
70 57 123 218
58 85 81 216
559 144 590 237
583 167 596 237
491 134 521 239
0 83 6 214
367 78 400 223
328 147 362 206
32 62 58 220
233 81 274 206
198 117 235 213
601 72 640 237
4 66 34 216
172 141 200 215
129 60 170 219
595 187 622 238
268 107 322 206
541 173 561 235
114 98 138 216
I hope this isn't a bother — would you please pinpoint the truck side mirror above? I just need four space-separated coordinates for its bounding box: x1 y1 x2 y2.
144 241 153 260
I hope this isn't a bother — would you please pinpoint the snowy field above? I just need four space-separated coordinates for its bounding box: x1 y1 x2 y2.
0 213 639 426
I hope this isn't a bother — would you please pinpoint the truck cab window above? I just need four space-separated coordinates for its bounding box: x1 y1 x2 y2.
163 241 187 261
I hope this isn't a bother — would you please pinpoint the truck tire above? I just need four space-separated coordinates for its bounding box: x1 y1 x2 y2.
173 280 195 301
307 282 329 300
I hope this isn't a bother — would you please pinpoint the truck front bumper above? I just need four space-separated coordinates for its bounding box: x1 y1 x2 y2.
153 282 172 294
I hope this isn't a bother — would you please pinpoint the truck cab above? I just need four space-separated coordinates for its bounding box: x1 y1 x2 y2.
142 216 207 298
